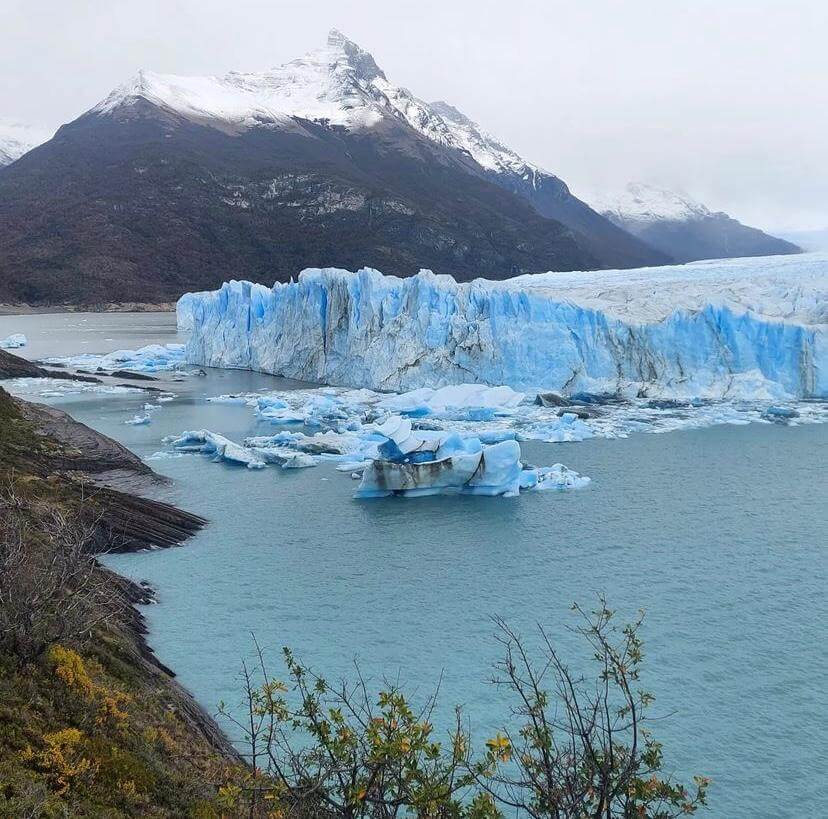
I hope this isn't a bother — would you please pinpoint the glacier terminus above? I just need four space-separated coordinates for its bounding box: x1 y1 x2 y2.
179 253 827 401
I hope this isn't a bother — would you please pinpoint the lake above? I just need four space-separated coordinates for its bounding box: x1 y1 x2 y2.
2 311 826 818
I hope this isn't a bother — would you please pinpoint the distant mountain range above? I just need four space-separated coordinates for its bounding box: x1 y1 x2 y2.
0 32 800 306
586 182 800 264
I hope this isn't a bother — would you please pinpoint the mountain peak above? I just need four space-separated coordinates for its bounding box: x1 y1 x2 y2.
325 29 385 82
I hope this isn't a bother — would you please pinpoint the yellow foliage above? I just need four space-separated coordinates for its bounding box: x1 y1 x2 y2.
23 727 97 795
48 643 132 729
485 733 512 763
48 645 95 699
95 690 131 729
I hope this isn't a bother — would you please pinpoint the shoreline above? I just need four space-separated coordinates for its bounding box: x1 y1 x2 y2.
0 302 177 316
0 353 243 811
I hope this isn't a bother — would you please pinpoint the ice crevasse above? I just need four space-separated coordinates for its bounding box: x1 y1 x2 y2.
179 256 828 399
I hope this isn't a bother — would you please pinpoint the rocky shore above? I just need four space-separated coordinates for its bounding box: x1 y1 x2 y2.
0 350 242 815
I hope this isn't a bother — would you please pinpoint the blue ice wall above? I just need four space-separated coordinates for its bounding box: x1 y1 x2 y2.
180 267 825 399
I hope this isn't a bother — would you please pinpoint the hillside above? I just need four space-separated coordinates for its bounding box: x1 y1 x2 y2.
0 362 245 816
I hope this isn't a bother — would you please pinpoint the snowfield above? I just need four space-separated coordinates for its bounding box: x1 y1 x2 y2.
180 253 827 401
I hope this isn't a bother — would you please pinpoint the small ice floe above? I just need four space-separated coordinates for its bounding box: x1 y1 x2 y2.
124 414 151 426
254 447 317 469
376 384 526 420
520 463 591 491
165 430 266 469
4 377 140 399
0 333 27 349
523 412 594 443
145 451 185 461
355 415 589 499
206 393 253 405
156 393 176 403
762 405 800 422
43 343 187 374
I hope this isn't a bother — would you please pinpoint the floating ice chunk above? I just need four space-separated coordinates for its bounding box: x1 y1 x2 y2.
3 377 141 398
377 384 526 420
0 333 27 349
762 405 800 421
257 407 306 424
336 460 372 473
520 464 591 491
44 343 187 374
522 412 594 443
207 394 253 405
356 438 524 498
166 430 266 468
145 450 184 461
124 414 151 425
256 395 289 411
280 453 317 469
356 414 591 499
254 447 317 468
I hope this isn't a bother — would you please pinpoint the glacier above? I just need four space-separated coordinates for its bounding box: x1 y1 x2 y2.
180 254 828 400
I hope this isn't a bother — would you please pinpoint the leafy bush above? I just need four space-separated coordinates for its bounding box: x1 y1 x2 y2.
220 600 709 818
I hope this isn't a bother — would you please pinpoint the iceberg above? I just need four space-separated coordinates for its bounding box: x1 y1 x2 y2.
179 254 828 400
355 415 588 499
124 414 151 426
165 430 266 469
0 333 27 349
44 343 187 374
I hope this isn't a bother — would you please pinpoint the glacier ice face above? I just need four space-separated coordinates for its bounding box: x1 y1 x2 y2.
180 254 828 400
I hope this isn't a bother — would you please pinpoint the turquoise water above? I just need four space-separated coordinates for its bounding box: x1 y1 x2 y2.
2 313 827 817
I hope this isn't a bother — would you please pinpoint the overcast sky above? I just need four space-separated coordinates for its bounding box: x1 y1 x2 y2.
3 0 826 231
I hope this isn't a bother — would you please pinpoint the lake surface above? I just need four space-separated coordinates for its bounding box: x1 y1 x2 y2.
2 312 826 818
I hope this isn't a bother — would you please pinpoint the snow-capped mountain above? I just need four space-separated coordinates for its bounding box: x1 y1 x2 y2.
587 182 799 263
0 121 53 166
89 30 564 180
89 31 660 268
0 31 669 306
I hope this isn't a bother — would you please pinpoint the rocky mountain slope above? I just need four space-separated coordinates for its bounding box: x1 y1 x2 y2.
588 182 800 263
0 31 666 307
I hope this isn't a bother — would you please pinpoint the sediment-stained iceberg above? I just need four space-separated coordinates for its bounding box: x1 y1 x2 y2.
355 415 590 498
180 254 828 399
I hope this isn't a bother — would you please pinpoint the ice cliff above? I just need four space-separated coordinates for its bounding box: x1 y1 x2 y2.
180 254 828 400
